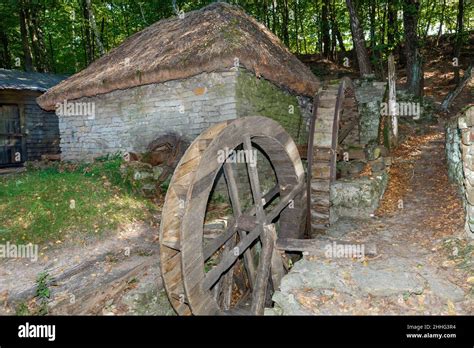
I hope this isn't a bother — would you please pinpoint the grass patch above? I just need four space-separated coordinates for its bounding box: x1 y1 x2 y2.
0 156 157 245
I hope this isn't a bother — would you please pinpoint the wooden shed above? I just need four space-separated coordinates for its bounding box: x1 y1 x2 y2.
0 69 65 167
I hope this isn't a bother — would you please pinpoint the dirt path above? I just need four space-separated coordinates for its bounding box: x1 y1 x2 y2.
0 221 174 315
271 124 474 315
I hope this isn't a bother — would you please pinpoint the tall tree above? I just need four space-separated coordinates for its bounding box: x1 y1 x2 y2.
387 0 398 51
321 0 331 58
436 0 446 46
329 0 346 54
403 0 423 97
453 0 464 83
19 0 33 72
85 0 105 56
346 0 373 76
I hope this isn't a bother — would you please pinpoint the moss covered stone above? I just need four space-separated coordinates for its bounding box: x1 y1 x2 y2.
236 69 308 144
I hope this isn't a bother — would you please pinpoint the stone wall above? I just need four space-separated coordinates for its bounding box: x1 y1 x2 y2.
454 106 474 239
58 68 313 161
58 71 238 161
353 77 386 145
236 69 312 144
330 172 388 222
445 117 465 197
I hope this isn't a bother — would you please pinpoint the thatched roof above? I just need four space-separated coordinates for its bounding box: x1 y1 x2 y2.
0 69 66 92
37 2 319 111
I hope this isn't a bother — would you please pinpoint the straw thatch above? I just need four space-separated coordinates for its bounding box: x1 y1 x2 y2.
37 2 319 110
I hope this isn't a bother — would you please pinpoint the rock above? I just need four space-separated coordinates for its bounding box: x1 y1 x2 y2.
365 143 382 161
352 267 425 297
422 274 465 302
348 161 366 175
369 157 385 173
330 172 388 221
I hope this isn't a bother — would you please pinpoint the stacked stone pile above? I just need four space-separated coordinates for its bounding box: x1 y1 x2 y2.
456 106 474 238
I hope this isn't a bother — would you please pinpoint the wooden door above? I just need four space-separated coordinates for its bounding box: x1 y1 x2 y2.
0 104 24 167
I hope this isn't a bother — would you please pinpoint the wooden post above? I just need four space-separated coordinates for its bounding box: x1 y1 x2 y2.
388 54 398 146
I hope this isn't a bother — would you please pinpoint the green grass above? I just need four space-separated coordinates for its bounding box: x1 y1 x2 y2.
0 157 157 245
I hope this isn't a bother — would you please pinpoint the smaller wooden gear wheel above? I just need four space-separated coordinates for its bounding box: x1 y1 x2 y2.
160 116 306 315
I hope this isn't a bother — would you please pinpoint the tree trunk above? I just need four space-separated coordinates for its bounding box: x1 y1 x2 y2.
293 0 299 54
0 29 10 69
282 0 290 47
403 0 423 97
19 1 33 71
322 0 331 58
81 0 93 65
453 0 464 84
346 0 373 76
299 3 308 54
28 3 49 72
387 0 397 51
329 0 346 53
370 0 376 50
85 0 105 56
436 0 446 46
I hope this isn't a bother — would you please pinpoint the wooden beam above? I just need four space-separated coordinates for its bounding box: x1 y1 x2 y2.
275 237 377 257
250 224 274 315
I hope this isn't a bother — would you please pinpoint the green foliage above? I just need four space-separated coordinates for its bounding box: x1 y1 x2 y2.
36 271 51 300
15 302 31 316
35 271 51 315
0 158 157 245
0 0 472 74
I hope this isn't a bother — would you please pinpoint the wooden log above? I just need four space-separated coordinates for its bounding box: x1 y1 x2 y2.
441 65 473 112
388 54 398 146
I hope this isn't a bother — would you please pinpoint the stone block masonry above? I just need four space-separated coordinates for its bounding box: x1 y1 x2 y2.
454 106 474 239
57 68 313 161
58 71 239 161
354 77 386 145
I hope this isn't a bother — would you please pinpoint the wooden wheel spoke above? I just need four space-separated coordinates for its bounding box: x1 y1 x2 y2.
224 160 258 289
250 224 275 315
223 161 242 217
203 223 262 290
243 135 266 225
266 181 305 222
203 214 258 261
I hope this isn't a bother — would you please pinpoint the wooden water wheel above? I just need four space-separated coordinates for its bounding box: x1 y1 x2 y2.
307 77 358 236
160 116 306 315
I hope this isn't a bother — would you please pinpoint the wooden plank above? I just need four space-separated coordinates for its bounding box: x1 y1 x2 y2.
275 237 377 257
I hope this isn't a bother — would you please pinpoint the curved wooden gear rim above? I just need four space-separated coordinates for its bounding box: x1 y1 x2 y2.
307 77 357 235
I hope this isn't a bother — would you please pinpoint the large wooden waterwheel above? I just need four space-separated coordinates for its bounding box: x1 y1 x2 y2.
307 77 358 236
160 116 306 315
